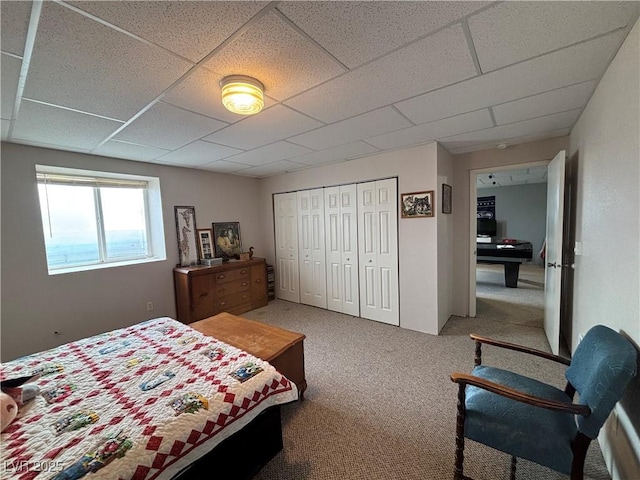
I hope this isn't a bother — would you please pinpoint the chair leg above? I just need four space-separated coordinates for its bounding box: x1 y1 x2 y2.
454 383 467 480
570 432 591 480
510 456 517 480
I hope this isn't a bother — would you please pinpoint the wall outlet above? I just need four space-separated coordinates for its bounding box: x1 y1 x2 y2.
146 302 154 311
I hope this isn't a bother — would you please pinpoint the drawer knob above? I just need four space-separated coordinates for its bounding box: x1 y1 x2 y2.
241 270 247 274
242 282 248 287
217 274 225 279
220 301 226 306
255 279 262 283
199 292 209 298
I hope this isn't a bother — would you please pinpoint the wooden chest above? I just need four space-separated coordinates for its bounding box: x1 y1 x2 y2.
173 258 268 324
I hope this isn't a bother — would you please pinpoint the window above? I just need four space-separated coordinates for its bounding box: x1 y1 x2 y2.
36 165 166 274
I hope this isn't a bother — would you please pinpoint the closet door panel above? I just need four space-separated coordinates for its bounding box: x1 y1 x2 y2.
358 179 399 325
274 193 299 303
298 189 327 308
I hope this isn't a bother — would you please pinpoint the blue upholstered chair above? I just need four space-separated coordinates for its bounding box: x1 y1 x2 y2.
450 325 637 480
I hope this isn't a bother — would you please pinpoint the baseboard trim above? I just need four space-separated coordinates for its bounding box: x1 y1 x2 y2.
599 404 640 480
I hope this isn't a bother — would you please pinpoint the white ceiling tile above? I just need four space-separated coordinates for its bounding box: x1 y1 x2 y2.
366 109 493 151
23 2 193 120
202 11 345 101
1 119 10 141
202 104 322 150
449 128 572 155
12 100 122 150
1 1 31 57
469 1 639 72
67 1 267 63
395 30 627 125
196 160 254 174
93 140 169 162
493 81 597 125
224 141 312 166
234 160 308 177
114 103 227 150
285 23 478 123
155 140 243 166
163 67 276 123
1 54 21 120
288 141 380 166
278 1 490 68
440 110 581 150
289 107 411 150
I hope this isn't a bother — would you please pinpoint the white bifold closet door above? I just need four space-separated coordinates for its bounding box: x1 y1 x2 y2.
297 189 327 308
357 179 399 326
274 192 300 303
324 184 359 316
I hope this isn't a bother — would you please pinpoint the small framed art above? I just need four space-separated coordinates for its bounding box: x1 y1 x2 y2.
442 184 452 214
401 191 434 218
196 228 214 260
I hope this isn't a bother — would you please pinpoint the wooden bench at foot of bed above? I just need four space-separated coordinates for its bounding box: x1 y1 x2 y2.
190 312 307 400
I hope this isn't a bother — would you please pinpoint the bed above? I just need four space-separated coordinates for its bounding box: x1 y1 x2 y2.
0 317 298 480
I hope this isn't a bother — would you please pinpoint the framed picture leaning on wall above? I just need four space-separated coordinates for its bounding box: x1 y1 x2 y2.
212 222 242 258
174 206 198 266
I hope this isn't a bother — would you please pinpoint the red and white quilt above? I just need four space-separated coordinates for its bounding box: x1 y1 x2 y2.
0 317 298 480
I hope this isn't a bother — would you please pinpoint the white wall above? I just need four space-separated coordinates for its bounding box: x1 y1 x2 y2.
258 142 445 334
437 144 454 331
569 19 639 480
450 135 569 317
0 143 263 361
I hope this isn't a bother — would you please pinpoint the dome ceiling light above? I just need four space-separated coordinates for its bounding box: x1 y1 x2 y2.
220 75 264 115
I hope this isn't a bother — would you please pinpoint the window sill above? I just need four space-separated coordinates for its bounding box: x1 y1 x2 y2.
48 256 167 276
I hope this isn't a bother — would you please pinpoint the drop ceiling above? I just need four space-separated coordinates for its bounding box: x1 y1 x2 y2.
1 1 638 178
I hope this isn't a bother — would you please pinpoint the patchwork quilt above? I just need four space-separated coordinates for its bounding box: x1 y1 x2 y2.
0 317 298 480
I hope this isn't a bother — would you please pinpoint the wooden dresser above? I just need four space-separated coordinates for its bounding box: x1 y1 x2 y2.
174 258 268 324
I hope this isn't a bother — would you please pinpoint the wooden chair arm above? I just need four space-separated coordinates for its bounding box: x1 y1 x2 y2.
450 372 591 416
470 334 571 366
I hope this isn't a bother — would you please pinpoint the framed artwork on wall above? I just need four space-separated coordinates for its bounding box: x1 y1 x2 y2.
401 191 434 218
196 228 214 260
212 222 242 258
174 206 198 266
442 184 452 214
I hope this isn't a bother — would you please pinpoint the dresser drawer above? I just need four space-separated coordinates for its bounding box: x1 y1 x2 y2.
214 278 250 297
213 266 251 284
214 291 252 312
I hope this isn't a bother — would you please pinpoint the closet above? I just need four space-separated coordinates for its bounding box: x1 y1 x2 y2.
274 178 399 326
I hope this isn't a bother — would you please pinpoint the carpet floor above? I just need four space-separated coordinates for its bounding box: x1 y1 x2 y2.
241 265 609 480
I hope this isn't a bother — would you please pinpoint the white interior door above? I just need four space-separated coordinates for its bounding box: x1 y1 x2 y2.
325 184 359 316
358 179 399 326
298 189 327 308
274 192 300 303
544 150 566 355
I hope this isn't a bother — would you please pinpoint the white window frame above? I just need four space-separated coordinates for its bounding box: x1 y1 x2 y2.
36 165 166 275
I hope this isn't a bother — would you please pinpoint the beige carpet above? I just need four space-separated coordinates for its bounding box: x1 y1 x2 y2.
242 272 609 480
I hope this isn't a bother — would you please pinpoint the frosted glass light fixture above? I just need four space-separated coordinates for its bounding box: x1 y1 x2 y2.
220 75 264 115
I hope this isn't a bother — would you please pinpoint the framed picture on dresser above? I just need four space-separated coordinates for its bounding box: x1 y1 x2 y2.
174 206 198 266
196 228 214 260
212 222 242 258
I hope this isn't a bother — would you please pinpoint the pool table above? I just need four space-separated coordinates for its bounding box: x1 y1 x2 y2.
477 238 533 288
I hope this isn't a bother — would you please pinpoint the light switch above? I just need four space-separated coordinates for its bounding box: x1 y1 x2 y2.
574 241 583 256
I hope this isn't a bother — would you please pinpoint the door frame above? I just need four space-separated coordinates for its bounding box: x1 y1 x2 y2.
468 160 550 317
